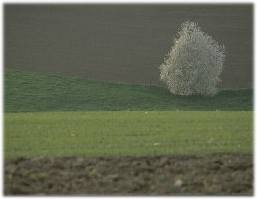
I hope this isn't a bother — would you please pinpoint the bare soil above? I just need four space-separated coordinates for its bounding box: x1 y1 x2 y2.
4 154 253 196
5 5 253 88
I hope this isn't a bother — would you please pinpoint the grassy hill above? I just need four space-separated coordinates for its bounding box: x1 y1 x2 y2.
5 70 253 112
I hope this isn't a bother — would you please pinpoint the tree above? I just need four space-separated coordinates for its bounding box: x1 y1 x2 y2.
160 21 225 96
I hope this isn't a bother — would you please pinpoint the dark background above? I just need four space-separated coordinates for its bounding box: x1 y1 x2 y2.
4 4 253 88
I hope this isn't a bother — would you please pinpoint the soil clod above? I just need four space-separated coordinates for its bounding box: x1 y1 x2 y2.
4 154 252 195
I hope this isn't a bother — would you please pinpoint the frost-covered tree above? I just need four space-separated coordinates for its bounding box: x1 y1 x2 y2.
160 21 225 96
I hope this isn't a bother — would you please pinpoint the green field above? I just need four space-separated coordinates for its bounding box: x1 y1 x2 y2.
4 70 253 159
5 111 252 159
5 70 252 112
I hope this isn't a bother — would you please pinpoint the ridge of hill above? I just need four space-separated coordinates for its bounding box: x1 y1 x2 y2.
5 70 253 112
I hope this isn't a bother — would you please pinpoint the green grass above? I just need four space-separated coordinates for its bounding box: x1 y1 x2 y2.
5 70 253 159
5 69 252 112
5 111 252 159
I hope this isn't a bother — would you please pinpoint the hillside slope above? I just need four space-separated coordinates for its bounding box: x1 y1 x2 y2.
5 5 253 88
5 70 252 112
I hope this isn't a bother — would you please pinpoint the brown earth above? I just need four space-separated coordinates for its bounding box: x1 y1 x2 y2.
5 4 253 88
4 154 253 196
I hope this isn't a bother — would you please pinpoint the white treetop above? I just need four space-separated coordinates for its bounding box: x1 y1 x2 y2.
160 21 225 96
